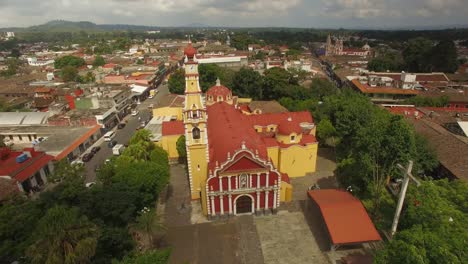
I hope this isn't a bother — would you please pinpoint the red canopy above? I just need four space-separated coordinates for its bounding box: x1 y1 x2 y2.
308 189 382 245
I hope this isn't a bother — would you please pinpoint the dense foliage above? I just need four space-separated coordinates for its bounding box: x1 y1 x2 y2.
375 180 468 264
403 95 449 107
0 129 171 263
402 38 459 73
54 55 86 69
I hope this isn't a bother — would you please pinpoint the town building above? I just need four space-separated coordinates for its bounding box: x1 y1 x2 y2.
157 43 319 218
386 106 468 180
325 35 372 57
0 147 54 194
27 57 55 67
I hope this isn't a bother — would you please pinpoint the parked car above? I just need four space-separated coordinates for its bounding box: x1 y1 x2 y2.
82 153 94 162
117 123 126 129
108 140 117 148
91 146 101 154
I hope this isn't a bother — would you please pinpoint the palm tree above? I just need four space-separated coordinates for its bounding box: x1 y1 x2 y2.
132 207 165 247
27 206 99 264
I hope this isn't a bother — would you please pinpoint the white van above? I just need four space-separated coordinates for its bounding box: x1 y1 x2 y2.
103 131 115 141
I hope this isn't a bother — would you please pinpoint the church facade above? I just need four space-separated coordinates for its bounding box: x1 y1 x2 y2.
159 43 318 218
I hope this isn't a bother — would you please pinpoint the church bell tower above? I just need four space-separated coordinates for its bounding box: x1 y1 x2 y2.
183 41 209 208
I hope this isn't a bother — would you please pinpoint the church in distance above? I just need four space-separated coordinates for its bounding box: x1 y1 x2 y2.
157 43 319 218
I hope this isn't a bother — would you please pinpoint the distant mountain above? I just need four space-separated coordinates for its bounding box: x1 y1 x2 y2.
27 20 101 32
180 23 212 28
0 20 163 32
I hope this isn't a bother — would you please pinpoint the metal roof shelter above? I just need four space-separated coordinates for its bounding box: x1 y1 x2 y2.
307 189 382 250
0 112 49 126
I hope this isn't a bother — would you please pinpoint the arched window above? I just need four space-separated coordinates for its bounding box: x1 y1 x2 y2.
191 104 199 119
192 127 201 140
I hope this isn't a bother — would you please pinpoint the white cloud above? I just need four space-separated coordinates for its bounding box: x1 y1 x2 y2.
0 0 465 28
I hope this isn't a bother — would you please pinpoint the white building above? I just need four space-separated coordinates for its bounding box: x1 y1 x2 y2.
27 57 55 67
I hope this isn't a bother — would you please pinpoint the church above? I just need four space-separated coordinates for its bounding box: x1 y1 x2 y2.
325 35 372 57
158 42 318 218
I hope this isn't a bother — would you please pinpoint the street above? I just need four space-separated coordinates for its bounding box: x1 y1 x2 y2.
83 84 170 183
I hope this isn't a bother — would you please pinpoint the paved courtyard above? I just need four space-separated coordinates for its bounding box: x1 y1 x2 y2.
255 210 329 264
160 148 339 264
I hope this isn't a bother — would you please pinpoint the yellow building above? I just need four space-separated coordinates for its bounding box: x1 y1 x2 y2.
158 43 318 218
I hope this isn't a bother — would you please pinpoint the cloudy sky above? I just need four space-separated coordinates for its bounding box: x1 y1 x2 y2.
0 0 467 28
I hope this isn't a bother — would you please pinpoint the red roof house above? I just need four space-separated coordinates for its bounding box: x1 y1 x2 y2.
0 147 54 193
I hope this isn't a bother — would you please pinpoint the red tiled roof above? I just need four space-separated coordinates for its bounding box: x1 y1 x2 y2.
103 63 118 69
162 121 185 136
206 85 232 99
308 190 382 245
351 79 419 95
277 120 302 134
34 87 53 93
55 125 101 160
248 111 313 128
207 102 269 170
0 148 53 183
262 137 279 148
15 154 53 182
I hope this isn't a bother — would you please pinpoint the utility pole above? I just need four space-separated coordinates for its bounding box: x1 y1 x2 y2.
390 160 421 237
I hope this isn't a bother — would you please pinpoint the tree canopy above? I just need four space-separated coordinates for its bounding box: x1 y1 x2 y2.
168 69 185 94
54 55 86 69
375 180 467 264
26 205 99 264
93 55 106 67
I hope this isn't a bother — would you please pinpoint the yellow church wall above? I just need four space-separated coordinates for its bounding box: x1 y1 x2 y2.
278 143 318 178
237 98 252 103
267 146 279 169
187 144 208 201
276 132 303 145
160 134 182 159
152 107 183 121
280 181 293 202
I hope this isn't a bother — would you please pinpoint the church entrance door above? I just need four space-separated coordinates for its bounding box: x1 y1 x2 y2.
236 195 252 214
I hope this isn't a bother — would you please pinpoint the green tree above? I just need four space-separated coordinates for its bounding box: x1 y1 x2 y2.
27 206 99 264
368 49 404 72
132 208 165 246
0 197 42 263
430 40 458 73
93 227 135 264
402 38 433 72
404 95 449 107
80 183 145 227
168 69 185 94
61 65 79 82
376 180 467 264
231 67 263 99
117 249 171 264
199 64 221 92
1 58 19 77
136 58 144 65
316 118 339 147
93 55 106 67
263 67 297 100
80 71 96 83
54 55 86 69
310 78 338 101
176 135 186 160
48 159 85 183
